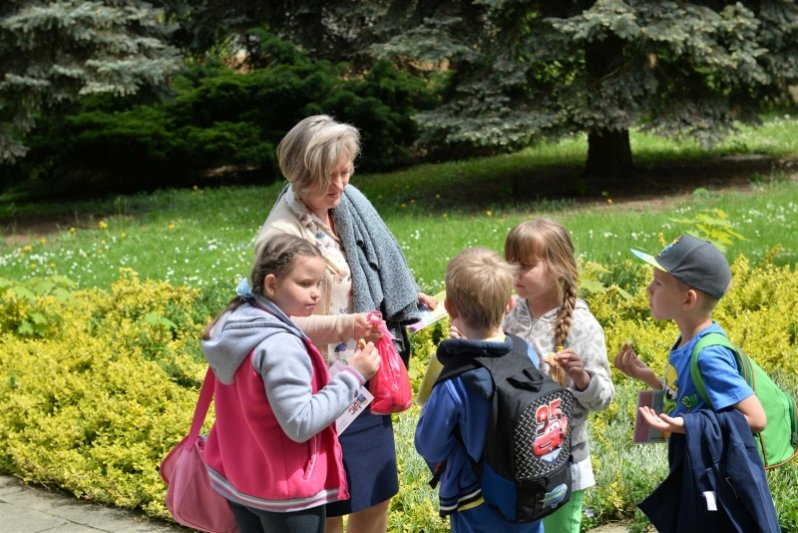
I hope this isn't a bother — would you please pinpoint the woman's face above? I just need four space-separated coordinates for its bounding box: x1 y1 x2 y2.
300 153 352 217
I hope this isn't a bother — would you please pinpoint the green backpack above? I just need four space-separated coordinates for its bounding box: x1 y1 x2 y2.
690 333 798 469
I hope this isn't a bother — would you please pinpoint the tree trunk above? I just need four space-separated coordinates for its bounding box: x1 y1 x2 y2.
584 128 633 180
583 33 633 180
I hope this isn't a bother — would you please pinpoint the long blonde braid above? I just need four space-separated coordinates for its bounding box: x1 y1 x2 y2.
554 282 577 349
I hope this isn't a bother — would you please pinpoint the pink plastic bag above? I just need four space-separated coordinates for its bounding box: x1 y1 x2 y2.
367 311 413 414
160 369 238 533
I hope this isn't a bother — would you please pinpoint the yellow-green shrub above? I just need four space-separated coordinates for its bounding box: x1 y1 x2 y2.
2 258 797 530
0 275 75 337
0 269 206 518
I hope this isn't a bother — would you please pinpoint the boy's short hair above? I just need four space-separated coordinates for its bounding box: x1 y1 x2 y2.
445 247 514 331
631 234 731 299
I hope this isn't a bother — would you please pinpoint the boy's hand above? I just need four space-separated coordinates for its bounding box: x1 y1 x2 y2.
638 406 685 434
615 342 649 379
350 341 380 380
553 349 591 391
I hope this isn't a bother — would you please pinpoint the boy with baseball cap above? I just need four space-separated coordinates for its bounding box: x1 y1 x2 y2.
615 235 779 530
615 234 765 434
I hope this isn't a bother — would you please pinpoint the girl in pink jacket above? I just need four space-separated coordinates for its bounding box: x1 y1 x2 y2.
202 234 380 533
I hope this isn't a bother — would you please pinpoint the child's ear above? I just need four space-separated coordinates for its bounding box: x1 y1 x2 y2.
444 297 458 319
505 296 515 315
263 274 278 298
683 288 699 309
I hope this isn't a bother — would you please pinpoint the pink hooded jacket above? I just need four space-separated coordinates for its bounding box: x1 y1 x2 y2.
203 297 360 512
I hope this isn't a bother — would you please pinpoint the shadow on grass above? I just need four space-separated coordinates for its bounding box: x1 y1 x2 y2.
359 154 797 215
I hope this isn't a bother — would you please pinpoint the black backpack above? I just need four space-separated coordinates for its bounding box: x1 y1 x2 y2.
432 334 574 522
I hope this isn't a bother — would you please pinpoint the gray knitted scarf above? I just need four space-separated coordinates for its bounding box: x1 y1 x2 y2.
334 186 420 325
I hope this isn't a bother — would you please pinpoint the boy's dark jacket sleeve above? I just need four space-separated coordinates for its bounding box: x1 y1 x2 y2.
638 409 780 533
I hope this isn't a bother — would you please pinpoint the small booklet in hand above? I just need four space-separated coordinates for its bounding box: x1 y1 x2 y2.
634 390 669 444
407 290 448 334
329 361 373 434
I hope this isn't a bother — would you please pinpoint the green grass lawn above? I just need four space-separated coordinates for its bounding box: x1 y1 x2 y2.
2 115 798 292
1 174 797 295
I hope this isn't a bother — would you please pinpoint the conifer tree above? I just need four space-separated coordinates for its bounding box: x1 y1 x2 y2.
0 0 181 162
232 0 798 180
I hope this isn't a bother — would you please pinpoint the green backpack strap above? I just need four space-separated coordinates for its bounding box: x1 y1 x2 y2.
689 332 741 409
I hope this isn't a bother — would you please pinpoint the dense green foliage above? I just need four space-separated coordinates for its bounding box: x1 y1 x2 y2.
0 0 181 164
255 0 798 178
10 33 435 193
6 1 798 193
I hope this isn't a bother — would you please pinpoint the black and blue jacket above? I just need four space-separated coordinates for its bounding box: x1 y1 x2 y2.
639 409 780 533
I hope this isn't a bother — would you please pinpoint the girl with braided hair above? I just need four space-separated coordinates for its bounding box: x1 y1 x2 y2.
502 218 615 533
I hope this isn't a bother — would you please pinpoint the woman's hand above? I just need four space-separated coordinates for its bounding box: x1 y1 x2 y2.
350 341 380 380
354 313 382 342
418 292 438 310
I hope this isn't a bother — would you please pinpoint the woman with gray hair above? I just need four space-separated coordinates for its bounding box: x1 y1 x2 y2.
256 115 436 533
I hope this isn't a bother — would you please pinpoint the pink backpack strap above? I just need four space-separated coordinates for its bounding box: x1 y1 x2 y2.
188 368 215 440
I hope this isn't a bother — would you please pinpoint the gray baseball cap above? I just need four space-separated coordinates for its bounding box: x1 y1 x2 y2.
630 234 731 299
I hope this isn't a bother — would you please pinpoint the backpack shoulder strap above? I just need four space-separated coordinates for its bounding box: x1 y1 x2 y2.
434 352 479 385
433 334 533 385
474 334 536 379
689 332 739 409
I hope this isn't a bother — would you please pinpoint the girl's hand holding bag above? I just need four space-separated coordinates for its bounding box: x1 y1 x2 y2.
366 311 413 414
160 368 238 533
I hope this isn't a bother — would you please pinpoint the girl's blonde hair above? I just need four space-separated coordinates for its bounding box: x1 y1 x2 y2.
276 115 361 195
504 218 579 348
203 234 323 340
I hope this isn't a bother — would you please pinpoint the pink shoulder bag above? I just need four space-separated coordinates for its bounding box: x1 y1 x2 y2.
160 369 238 533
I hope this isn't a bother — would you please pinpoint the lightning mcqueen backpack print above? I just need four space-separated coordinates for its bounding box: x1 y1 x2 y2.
432 334 574 522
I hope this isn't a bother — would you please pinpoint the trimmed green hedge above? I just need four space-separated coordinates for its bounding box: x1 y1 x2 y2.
12 31 437 194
